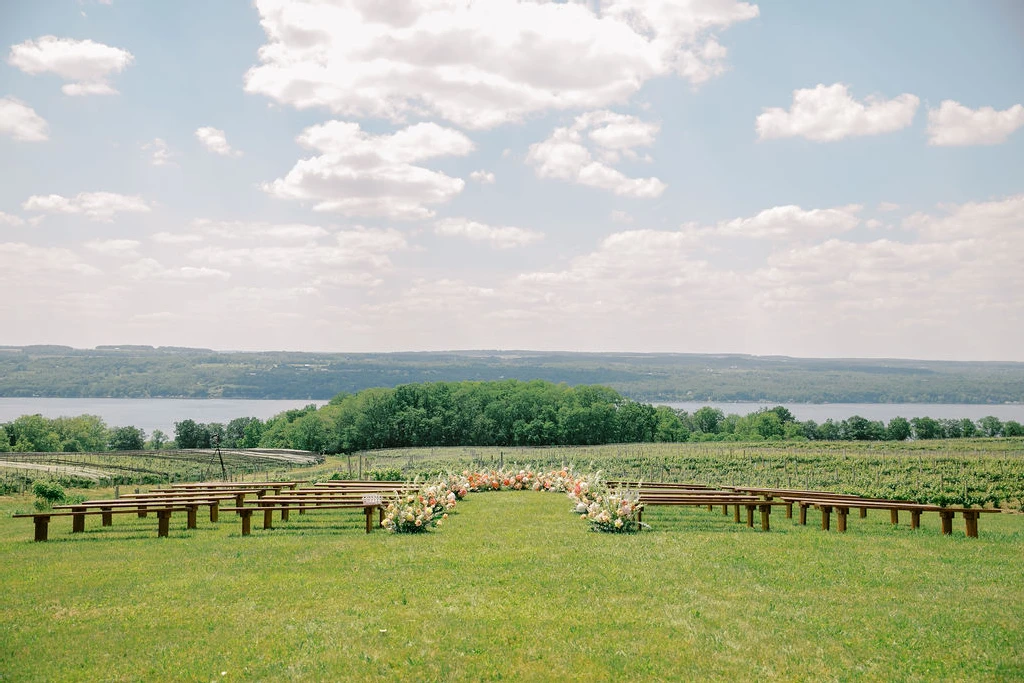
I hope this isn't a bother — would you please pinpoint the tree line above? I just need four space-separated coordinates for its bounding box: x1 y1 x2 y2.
2 380 1022 454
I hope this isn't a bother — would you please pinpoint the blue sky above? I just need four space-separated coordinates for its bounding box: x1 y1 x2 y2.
1 0 1022 360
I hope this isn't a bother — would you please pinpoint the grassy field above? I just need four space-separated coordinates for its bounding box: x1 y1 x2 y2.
1 447 1023 682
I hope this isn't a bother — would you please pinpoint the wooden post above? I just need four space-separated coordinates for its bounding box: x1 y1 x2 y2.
785 502 792 519
759 504 771 531
263 508 273 530
799 503 808 525
962 511 979 538
281 505 289 522
137 504 147 518
72 507 86 533
910 510 921 530
186 505 198 529
836 507 848 533
859 507 867 518
939 510 954 535
33 515 50 542
707 504 713 512
820 505 832 531
157 510 171 537
745 505 754 528
364 506 373 533
240 510 252 536
235 493 245 506
209 501 219 523
733 504 740 523
721 504 729 516
101 506 113 527
890 509 899 525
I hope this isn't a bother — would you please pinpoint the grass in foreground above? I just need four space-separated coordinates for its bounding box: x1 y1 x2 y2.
1 483 1022 682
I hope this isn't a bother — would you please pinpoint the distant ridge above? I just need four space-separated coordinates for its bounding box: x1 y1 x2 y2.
0 346 1021 403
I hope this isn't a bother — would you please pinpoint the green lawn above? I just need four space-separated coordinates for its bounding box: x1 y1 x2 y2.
1 484 1022 681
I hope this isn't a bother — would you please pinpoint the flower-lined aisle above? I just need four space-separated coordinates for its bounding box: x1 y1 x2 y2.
381 468 646 534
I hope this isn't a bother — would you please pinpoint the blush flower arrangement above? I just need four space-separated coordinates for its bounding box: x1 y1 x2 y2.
381 491 444 533
577 488 647 533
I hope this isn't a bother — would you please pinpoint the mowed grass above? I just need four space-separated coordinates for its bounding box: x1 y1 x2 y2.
1 485 1023 681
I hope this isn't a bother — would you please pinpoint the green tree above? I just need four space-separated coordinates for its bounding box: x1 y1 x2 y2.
109 426 146 450
0 426 11 452
693 406 724 434
979 416 1003 437
174 419 209 449
911 416 941 440
886 416 912 441
1003 420 1024 436
148 429 168 450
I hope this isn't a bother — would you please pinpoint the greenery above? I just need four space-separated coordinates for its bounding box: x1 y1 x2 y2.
2 345 1024 403
0 465 1020 680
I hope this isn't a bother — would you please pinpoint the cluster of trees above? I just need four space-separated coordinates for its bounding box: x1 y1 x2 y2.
683 406 1024 442
3 380 1023 454
0 414 161 453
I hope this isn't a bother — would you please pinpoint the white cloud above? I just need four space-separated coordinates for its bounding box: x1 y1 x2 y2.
23 192 151 222
610 210 634 223
195 127 242 157
877 201 900 212
527 110 666 198
710 204 862 239
84 239 141 256
264 121 473 219
0 211 26 227
122 258 231 282
435 217 544 249
244 0 758 129
0 97 49 142
0 242 100 279
152 231 203 245
7 36 133 96
756 83 919 142
191 219 328 243
903 194 1024 241
142 138 174 166
926 100 1024 146
469 170 496 184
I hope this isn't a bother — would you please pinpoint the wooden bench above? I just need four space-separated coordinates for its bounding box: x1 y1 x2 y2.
780 497 1002 537
221 499 384 535
53 497 227 526
636 494 789 531
13 506 197 541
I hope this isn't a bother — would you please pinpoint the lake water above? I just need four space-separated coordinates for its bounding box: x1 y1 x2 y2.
0 398 1021 437
0 398 327 436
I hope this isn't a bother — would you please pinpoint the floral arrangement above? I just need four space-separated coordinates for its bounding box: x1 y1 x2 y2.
381 491 446 533
575 488 646 533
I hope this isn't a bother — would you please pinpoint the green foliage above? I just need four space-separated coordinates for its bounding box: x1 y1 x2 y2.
109 426 146 451
32 480 65 508
367 467 404 481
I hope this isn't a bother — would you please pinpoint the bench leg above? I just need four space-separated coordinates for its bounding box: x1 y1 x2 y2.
706 504 713 512
939 510 954 535
33 515 50 542
236 493 245 506
379 507 385 525
364 506 373 534
157 510 171 537
837 507 848 533
820 506 832 531
101 507 113 527
187 505 198 530
859 506 867 518
759 504 771 531
745 505 754 528
799 504 808 525
721 504 729 516
785 502 792 519
281 506 289 522
241 511 252 536
263 508 273 530
733 504 740 523
72 508 86 533
209 501 219 523
137 504 147 518
963 511 979 538
890 509 899 525
910 510 921 530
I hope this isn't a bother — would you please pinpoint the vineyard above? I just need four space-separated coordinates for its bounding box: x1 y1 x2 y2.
0 448 323 492
351 438 1024 510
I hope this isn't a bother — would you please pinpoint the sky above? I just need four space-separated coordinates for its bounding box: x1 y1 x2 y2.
1 0 1023 360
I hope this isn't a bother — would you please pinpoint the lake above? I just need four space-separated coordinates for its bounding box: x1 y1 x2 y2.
0 398 1021 437
0 398 327 436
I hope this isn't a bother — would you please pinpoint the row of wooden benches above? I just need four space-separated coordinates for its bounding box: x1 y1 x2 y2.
12 480 420 541
606 481 1001 537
